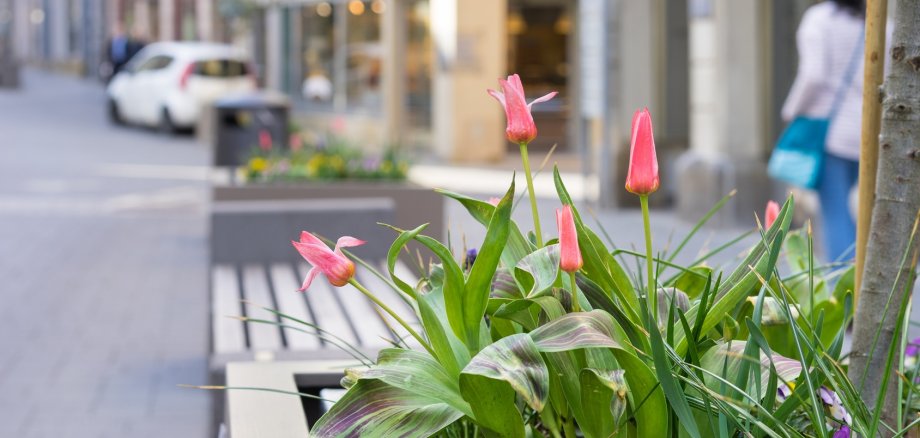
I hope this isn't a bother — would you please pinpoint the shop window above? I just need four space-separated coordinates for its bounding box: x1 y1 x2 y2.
344 0 382 112
298 3 336 110
507 0 570 151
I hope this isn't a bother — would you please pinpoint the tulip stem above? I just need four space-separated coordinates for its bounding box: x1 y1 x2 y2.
569 272 580 313
640 195 656 325
519 142 543 247
349 279 436 357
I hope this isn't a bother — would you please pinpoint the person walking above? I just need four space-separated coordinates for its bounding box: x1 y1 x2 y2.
105 24 130 78
781 0 865 262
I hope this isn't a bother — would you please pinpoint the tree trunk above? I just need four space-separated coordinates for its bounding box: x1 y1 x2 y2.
849 0 920 433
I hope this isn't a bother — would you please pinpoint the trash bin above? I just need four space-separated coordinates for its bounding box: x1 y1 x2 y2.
211 92 290 167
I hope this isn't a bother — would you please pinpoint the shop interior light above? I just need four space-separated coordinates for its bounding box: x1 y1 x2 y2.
348 0 365 16
316 2 332 17
507 11 526 35
371 0 385 14
29 8 44 25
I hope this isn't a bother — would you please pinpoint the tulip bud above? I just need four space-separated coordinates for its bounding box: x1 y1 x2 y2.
625 108 659 195
764 200 780 229
488 74 557 145
259 129 272 151
556 205 582 273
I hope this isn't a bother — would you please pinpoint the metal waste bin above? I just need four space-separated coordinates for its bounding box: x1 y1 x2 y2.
211 92 289 167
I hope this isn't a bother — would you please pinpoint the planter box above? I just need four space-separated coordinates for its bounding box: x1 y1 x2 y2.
223 360 352 437
212 182 445 245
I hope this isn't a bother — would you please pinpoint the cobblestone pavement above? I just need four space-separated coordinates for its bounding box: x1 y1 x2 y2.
0 69 211 437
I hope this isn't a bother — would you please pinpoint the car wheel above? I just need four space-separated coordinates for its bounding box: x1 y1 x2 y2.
158 108 177 135
108 99 125 126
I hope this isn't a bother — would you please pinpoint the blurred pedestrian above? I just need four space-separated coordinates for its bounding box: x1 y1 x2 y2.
781 0 865 262
105 24 130 79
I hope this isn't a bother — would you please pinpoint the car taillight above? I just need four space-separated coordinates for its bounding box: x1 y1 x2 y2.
179 63 195 90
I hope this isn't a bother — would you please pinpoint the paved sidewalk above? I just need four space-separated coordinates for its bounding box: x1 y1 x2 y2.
0 70 211 437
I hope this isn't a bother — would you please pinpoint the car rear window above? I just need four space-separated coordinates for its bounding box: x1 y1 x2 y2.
193 59 249 77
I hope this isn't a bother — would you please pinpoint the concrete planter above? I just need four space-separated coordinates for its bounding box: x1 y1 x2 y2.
211 181 444 262
222 360 350 437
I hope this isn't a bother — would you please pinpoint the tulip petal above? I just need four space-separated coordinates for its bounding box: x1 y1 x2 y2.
487 89 506 107
528 91 558 109
293 241 345 269
336 236 366 249
298 266 321 292
299 231 325 247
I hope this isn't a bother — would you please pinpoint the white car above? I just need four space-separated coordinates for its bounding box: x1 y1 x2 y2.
106 42 257 132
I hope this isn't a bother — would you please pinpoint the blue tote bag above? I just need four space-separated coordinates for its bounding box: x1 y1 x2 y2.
769 32 863 189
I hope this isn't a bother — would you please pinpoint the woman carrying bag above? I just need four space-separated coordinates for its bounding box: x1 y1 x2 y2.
772 0 865 262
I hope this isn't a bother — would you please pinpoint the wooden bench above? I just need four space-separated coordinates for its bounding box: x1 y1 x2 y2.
208 197 422 433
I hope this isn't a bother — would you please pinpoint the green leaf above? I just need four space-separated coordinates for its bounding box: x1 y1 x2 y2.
610 349 669 438
648 315 701 438
463 179 514 350
580 369 628 438
461 333 549 412
530 310 621 352
514 244 561 298
413 234 469 348
670 265 713 299
386 224 429 299
312 379 463 438
436 188 533 266
459 374 524 438
674 195 795 356
356 348 472 417
417 284 470 377
553 166 642 323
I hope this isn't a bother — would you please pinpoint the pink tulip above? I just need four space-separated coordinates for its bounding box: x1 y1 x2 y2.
765 200 780 229
289 133 302 152
488 74 557 145
487 197 501 206
292 231 365 290
556 205 582 273
625 108 659 195
259 130 272 151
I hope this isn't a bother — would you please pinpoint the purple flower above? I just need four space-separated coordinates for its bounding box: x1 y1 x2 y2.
833 425 851 438
463 248 478 271
777 383 793 403
819 386 852 426
906 337 920 357
363 157 381 172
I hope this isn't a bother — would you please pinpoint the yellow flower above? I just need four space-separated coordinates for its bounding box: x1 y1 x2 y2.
249 157 268 173
307 155 324 175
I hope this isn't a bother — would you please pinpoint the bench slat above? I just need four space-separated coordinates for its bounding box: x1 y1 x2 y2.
336 281 393 349
241 264 283 351
297 263 360 347
212 265 246 353
269 263 321 350
353 263 419 348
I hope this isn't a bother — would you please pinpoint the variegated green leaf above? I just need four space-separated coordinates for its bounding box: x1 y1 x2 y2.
514 244 560 298
490 268 522 300
355 349 472 417
311 379 463 438
699 341 802 401
657 286 690 322
461 333 548 412
530 310 621 352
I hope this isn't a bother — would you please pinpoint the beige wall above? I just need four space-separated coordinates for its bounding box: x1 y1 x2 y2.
431 0 506 163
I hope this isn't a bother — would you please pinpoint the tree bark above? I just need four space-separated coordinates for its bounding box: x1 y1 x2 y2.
849 0 920 433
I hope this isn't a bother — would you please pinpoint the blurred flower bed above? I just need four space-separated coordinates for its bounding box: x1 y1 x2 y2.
245 131 409 183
